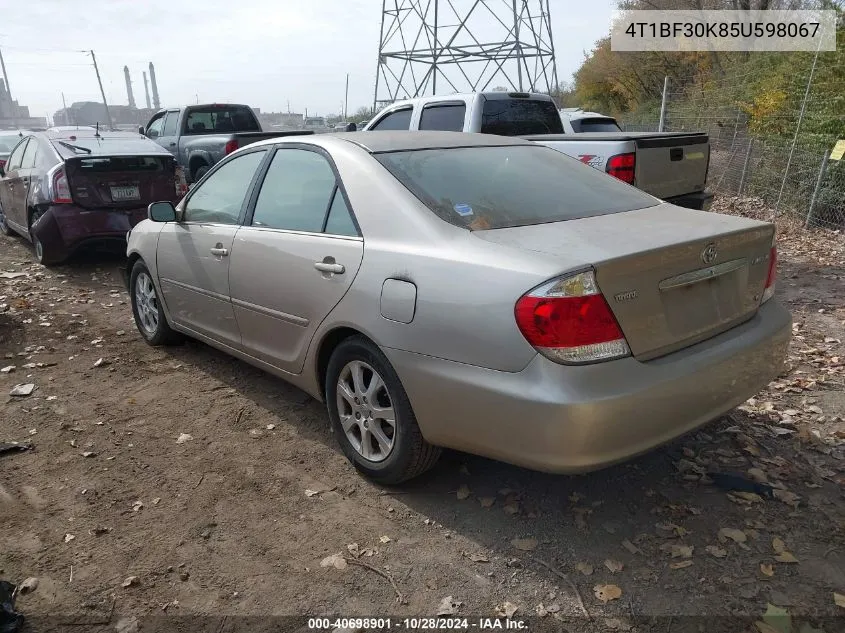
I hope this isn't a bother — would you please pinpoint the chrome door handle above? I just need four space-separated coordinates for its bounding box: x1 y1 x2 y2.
314 262 345 274
210 247 229 257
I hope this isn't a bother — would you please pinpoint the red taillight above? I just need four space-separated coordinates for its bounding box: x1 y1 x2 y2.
606 152 635 184
51 167 73 204
762 244 777 303
224 139 239 155
174 166 188 198
515 271 630 364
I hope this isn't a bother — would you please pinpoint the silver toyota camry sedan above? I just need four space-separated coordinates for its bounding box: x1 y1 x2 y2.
125 131 791 483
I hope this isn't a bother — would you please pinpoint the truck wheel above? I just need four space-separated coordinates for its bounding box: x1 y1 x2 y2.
193 165 209 182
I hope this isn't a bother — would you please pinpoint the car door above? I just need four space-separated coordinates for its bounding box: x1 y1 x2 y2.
0 138 31 230
157 110 180 155
155 147 269 347
228 146 363 374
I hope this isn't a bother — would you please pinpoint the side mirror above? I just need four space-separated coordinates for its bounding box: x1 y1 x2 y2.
148 201 177 222
346 123 357 132
138 126 146 135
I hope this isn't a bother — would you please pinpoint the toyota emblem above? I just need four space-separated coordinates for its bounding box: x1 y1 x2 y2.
701 243 718 264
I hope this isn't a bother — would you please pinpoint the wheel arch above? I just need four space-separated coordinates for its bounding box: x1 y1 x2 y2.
314 326 375 400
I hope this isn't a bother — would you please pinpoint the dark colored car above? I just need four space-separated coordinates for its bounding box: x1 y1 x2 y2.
0 130 28 172
0 129 180 265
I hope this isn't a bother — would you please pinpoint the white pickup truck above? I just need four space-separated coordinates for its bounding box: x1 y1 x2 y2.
363 92 713 210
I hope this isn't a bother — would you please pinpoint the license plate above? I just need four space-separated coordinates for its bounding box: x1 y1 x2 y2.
110 185 140 202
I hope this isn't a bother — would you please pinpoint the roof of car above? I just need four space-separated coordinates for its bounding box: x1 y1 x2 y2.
332 130 534 153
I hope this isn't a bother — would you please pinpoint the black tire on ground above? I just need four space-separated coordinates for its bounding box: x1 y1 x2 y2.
129 259 183 346
0 202 11 236
325 335 441 484
193 165 209 182
31 233 60 266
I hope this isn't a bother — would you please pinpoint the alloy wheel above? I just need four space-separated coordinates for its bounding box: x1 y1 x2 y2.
134 271 160 336
336 360 396 462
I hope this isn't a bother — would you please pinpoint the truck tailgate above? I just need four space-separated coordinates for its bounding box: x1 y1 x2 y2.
635 134 709 199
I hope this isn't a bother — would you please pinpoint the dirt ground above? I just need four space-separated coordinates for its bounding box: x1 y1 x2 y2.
1 198 844 633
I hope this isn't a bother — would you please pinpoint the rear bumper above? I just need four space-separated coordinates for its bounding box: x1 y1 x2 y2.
384 299 791 474
665 190 714 211
31 205 147 262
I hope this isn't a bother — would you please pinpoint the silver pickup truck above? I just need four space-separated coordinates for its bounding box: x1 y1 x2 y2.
363 92 713 210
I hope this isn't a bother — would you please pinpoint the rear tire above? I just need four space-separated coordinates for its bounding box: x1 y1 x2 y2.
0 202 11 236
193 165 209 182
130 260 183 346
325 336 440 484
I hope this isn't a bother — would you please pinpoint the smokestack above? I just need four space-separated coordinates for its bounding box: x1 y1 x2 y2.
123 66 136 108
142 72 152 109
148 62 160 110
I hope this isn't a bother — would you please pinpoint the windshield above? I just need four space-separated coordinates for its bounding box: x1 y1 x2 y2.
480 99 564 136
376 145 658 230
184 106 260 135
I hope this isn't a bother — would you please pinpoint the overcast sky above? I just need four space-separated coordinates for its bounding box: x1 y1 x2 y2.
0 0 616 122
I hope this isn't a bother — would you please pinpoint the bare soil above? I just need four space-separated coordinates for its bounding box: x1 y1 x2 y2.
1 200 844 633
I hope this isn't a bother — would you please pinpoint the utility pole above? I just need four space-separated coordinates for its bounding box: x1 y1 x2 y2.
61 92 69 125
89 50 114 131
344 73 349 120
658 76 669 132
0 46 11 102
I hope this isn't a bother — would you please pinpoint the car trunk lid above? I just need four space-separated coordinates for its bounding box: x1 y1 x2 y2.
474 204 774 360
64 155 177 209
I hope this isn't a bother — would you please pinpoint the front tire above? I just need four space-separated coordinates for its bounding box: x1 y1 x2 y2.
130 260 183 346
325 336 440 484
193 165 209 182
0 202 11 236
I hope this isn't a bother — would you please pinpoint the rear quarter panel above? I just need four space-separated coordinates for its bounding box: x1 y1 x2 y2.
530 138 634 171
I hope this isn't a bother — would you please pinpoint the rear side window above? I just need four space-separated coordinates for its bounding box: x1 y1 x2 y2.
184 106 259 135
162 112 179 136
419 104 466 132
251 149 337 232
480 99 563 136
571 118 622 133
20 138 38 168
376 145 657 230
370 108 412 131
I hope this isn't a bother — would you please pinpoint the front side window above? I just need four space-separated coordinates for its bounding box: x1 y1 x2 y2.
183 150 267 224
6 139 29 171
376 145 658 230
419 104 466 132
251 149 337 232
370 108 412 131
146 116 165 138
162 112 179 136
20 139 38 169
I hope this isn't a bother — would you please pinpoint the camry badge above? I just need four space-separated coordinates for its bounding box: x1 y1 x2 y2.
615 290 638 303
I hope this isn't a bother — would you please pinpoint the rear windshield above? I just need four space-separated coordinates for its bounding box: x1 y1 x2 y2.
184 106 259 135
480 99 564 136
51 137 167 156
376 145 658 230
570 118 622 133
75 156 171 172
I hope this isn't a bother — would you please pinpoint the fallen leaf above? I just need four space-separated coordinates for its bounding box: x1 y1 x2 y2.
670 560 694 569
456 485 471 500
719 528 747 544
706 545 728 558
320 554 348 570
660 543 694 558
536 604 548 617
604 559 624 573
728 491 765 504
9 383 35 397
479 497 495 508
437 596 462 616
379 535 392 544
122 576 139 588
347 543 360 557
511 538 538 551
495 602 518 618
772 537 786 554
760 564 775 577
545 604 560 613
759 603 792 633
467 553 489 563
834 592 845 608
18 578 38 595
773 489 801 508
594 584 622 603
774 551 799 564
132 501 143 512
93 358 109 368
64 533 75 543
576 562 594 576
503 503 520 515
176 433 193 444
621 539 641 555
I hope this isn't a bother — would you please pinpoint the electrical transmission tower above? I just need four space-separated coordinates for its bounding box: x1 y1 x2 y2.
373 0 559 110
